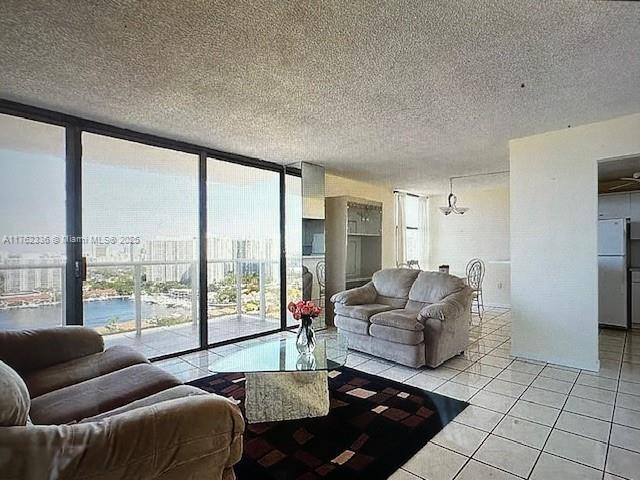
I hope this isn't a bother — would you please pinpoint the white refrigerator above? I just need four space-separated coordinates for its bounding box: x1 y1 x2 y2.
598 218 630 328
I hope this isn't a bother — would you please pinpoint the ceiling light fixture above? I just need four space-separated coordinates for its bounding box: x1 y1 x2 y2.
439 178 468 215
439 170 510 216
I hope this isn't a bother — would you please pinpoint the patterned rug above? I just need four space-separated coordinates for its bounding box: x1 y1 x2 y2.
188 367 468 480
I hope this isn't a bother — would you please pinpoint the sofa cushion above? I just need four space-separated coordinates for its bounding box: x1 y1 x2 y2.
370 309 424 331
372 268 420 298
372 268 420 307
24 345 148 399
408 271 466 304
376 295 410 309
370 324 424 345
331 282 377 306
29 363 181 425
80 385 208 422
0 360 30 426
0 327 104 375
334 303 394 321
334 315 370 336
405 299 429 312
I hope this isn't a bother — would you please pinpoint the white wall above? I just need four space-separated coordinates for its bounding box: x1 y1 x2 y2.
510 113 640 371
325 172 395 268
428 185 511 307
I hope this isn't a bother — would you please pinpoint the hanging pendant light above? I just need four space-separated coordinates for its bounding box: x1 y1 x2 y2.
439 178 469 215
438 171 509 216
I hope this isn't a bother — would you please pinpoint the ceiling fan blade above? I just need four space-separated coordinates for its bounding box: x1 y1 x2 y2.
609 182 635 191
619 178 640 182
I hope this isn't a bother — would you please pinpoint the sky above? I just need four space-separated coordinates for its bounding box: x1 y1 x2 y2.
0 140 301 258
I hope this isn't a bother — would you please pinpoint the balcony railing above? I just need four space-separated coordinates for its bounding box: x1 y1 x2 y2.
0 262 67 324
0 258 296 336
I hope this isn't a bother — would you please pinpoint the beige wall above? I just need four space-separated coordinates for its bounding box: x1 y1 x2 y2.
325 172 395 268
510 112 640 371
428 185 511 307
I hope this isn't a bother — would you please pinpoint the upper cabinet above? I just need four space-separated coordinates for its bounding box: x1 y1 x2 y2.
630 193 640 239
599 193 630 219
599 192 640 239
302 163 325 219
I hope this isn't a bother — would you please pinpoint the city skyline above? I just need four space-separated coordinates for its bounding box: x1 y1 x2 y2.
0 236 286 294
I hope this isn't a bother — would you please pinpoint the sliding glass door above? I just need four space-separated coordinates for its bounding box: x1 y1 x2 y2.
206 158 281 343
81 133 200 357
0 114 66 330
0 105 301 359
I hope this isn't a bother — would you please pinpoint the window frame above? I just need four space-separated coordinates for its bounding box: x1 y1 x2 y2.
404 193 421 264
0 99 299 361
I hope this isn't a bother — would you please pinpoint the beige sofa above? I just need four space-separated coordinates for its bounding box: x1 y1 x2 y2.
331 269 473 368
0 327 244 480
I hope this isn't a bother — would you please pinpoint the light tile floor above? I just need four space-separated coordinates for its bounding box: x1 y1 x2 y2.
154 307 640 480
103 314 285 358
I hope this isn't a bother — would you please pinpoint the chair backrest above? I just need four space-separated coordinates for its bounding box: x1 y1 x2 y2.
371 268 421 308
316 261 326 288
466 259 485 290
465 258 479 277
396 261 420 269
407 271 467 306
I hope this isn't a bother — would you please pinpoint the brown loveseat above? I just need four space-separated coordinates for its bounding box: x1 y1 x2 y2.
0 327 244 480
332 269 473 368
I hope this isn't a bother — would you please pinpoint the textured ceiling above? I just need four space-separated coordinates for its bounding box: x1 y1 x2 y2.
1 0 639 193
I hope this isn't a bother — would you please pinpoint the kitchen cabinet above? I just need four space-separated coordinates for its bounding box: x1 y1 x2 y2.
632 271 640 325
630 193 640 239
599 193 630 219
302 163 325 220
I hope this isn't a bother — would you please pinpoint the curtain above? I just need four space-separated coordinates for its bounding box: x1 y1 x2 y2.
395 192 407 266
417 196 429 270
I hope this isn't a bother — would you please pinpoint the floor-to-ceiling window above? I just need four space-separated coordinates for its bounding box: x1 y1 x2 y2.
206 158 282 343
0 103 300 359
0 114 66 330
82 133 200 357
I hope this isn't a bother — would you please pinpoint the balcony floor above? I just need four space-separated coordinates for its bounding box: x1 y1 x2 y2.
103 314 291 358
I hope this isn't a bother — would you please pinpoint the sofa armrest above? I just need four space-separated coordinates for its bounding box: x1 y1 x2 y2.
418 287 473 321
0 394 245 480
0 327 105 375
330 282 377 305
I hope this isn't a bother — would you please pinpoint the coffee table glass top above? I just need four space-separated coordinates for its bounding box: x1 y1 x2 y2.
210 334 348 373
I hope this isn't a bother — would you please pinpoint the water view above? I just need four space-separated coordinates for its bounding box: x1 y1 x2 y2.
0 297 187 331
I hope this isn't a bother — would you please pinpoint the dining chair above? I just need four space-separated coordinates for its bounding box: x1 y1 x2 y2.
396 261 420 269
316 261 326 303
406 260 421 269
466 258 485 321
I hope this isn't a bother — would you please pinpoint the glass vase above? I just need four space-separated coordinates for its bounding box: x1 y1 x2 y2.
296 315 316 354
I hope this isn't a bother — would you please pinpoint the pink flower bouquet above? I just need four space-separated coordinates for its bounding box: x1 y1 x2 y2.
287 300 321 320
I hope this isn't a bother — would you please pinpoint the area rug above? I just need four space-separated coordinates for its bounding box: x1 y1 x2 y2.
188 367 468 480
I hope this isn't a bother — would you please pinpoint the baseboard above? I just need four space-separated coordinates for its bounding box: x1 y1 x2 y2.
485 302 511 309
512 348 600 372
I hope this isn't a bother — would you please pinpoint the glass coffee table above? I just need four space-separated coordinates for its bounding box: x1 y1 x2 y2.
210 334 348 423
